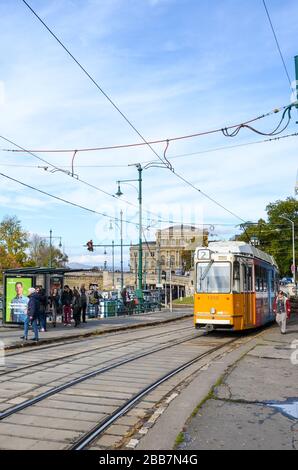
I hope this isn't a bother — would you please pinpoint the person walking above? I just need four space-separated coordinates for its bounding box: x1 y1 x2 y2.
273 290 291 334
80 287 88 323
21 287 40 342
72 288 81 328
61 285 73 326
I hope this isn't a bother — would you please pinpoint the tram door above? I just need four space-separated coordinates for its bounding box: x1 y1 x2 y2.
242 262 253 327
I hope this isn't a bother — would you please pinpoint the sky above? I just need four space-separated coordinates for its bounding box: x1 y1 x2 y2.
0 0 297 268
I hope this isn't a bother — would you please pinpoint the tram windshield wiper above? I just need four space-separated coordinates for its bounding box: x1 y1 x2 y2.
200 260 214 281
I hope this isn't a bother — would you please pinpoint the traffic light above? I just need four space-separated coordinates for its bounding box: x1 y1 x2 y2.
87 240 94 252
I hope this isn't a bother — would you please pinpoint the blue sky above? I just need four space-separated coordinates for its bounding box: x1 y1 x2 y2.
0 0 297 267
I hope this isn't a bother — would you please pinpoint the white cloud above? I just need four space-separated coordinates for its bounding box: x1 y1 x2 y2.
0 0 297 255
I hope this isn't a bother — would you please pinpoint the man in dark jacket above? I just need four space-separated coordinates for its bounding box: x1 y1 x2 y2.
80 287 88 323
21 287 40 341
61 285 73 326
36 286 47 332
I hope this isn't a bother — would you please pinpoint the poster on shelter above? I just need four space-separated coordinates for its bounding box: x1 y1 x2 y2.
5 277 33 323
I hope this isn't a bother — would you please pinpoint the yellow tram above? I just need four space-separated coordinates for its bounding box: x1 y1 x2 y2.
194 242 279 331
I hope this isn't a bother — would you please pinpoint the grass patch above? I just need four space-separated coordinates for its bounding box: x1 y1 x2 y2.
173 296 194 305
189 374 226 419
174 432 185 448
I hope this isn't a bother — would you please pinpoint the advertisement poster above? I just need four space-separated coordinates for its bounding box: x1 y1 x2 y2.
5 277 33 323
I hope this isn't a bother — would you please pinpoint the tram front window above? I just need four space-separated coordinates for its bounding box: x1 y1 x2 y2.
196 262 231 293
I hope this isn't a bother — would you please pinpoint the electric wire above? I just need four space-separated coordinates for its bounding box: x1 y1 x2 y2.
21 0 168 168
0 171 138 226
20 0 295 226
1 131 297 166
0 134 174 225
5 105 291 154
262 0 294 91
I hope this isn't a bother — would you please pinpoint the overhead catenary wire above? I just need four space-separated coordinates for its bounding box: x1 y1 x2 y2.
262 0 294 92
20 0 296 226
0 169 292 234
5 105 292 154
2 131 297 166
21 0 169 169
0 171 138 226
0 134 173 225
0 133 247 226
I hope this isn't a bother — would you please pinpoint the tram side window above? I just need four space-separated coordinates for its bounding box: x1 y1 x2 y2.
255 265 260 292
242 264 248 292
233 261 240 293
247 266 253 292
262 267 268 292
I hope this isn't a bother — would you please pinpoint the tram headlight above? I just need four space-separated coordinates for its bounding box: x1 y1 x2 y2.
210 307 216 314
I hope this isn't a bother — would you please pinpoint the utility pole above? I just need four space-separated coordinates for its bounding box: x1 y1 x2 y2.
137 164 143 302
280 215 296 287
157 236 162 310
295 55 298 106
144 252 148 290
49 229 52 268
43 229 62 268
116 165 143 305
112 240 115 288
169 258 173 313
120 210 124 291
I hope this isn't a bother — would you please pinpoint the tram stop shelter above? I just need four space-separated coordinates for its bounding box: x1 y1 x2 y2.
2 267 87 325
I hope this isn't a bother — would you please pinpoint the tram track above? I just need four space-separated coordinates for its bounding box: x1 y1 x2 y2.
0 328 201 420
70 336 240 450
0 322 191 377
0 326 250 451
0 322 269 451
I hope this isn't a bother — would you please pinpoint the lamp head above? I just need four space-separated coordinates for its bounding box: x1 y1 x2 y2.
116 183 123 197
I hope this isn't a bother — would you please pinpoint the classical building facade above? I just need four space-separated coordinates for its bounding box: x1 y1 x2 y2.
129 224 207 277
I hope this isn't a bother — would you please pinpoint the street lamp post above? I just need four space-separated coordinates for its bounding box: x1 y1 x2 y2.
120 210 124 291
49 229 52 268
137 164 143 301
168 257 173 313
42 229 62 268
116 164 143 303
109 211 124 291
112 240 115 288
280 215 296 286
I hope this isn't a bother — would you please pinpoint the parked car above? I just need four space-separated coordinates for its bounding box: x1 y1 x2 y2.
280 277 293 286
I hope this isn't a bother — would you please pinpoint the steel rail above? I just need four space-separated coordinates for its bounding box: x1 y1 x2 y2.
70 337 239 450
3 315 192 356
0 325 191 377
0 331 201 421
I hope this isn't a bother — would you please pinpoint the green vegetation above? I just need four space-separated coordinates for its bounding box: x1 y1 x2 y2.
236 196 297 277
173 296 194 305
174 432 185 448
0 215 68 280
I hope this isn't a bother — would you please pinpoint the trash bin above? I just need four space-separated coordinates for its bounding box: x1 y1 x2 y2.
106 300 117 317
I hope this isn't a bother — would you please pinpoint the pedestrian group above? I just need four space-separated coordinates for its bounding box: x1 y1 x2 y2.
21 285 102 341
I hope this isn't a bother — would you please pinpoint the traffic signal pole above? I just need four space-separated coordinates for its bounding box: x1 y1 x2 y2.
137 164 143 303
295 55 298 105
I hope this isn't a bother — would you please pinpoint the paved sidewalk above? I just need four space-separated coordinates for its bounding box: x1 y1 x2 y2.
0 308 193 350
178 317 298 450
